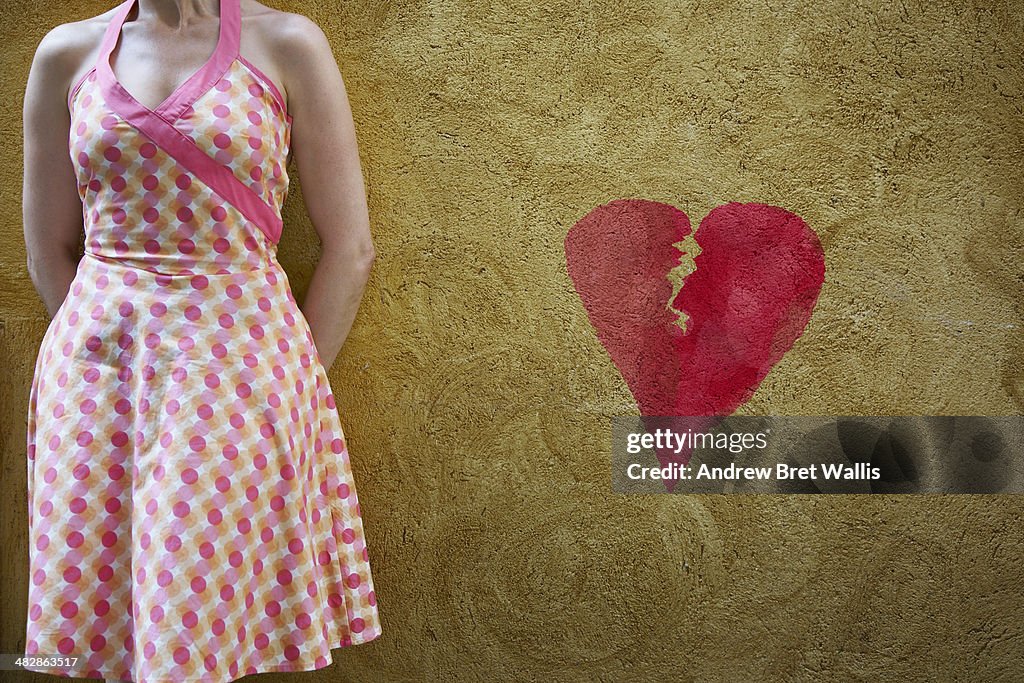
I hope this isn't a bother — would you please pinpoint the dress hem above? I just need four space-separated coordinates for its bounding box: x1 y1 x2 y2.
20 628 383 683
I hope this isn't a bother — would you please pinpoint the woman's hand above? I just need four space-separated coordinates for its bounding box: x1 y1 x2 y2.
275 16 376 370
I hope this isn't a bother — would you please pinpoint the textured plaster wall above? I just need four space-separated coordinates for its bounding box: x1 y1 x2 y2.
3 0 1023 681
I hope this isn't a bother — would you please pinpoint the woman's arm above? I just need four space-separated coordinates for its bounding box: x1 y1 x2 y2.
277 17 376 371
23 25 90 318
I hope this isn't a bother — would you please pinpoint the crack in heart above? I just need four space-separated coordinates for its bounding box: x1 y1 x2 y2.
666 233 701 331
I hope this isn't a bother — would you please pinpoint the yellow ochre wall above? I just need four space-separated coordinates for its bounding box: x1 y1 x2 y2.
3 1 1023 681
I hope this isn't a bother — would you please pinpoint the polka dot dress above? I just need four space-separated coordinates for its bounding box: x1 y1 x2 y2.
23 1 382 681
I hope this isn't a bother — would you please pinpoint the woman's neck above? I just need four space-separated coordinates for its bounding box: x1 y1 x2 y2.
135 0 221 30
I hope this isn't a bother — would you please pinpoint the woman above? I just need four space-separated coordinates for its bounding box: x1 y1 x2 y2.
22 1 382 681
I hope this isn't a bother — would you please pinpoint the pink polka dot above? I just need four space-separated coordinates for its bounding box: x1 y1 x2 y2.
176 174 192 190
214 133 232 149
140 142 157 158
174 647 190 664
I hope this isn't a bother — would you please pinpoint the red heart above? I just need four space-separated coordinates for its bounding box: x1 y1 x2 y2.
565 200 825 475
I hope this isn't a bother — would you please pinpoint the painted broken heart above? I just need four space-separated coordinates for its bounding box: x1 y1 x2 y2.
565 199 826 488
